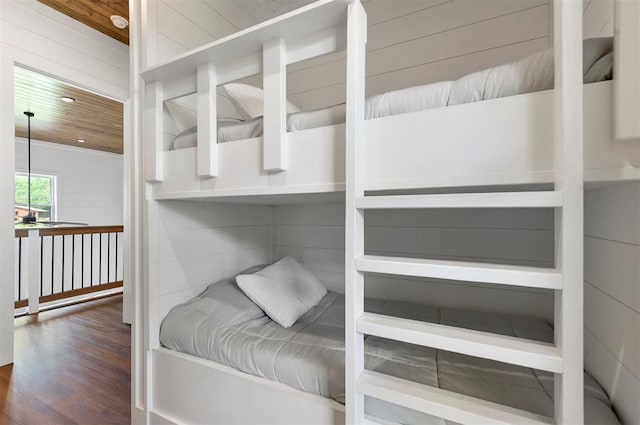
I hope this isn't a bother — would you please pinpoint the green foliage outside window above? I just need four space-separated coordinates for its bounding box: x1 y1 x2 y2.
15 174 53 219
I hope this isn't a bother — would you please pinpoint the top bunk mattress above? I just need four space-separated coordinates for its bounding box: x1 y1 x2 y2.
171 37 613 150
160 274 620 425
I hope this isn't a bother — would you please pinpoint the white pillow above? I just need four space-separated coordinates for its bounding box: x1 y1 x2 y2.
235 256 327 328
222 83 300 120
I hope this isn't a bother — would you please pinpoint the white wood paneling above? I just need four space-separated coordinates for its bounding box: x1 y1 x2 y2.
152 348 345 425
0 0 128 99
0 44 16 367
584 0 614 37
151 0 552 112
0 0 128 366
14 139 124 225
584 183 640 425
584 330 640 424
585 283 640 378
273 202 555 321
150 201 273 321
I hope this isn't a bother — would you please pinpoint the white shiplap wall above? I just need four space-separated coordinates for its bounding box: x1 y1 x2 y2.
0 0 129 100
273 202 555 321
150 0 551 112
150 201 273 321
584 183 640 425
15 139 124 226
0 0 129 366
583 0 614 38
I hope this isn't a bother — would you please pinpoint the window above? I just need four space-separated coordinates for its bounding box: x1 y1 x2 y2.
14 172 56 222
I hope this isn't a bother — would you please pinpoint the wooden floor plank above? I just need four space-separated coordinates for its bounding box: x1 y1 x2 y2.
0 295 130 425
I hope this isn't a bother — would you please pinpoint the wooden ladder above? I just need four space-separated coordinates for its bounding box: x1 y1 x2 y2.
344 0 584 423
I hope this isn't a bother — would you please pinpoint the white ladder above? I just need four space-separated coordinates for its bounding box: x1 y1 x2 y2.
344 1 584 424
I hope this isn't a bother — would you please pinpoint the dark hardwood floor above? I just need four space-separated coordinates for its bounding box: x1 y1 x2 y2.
0 295 130 425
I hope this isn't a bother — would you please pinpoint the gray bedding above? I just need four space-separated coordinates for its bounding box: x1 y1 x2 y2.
160 275 620 424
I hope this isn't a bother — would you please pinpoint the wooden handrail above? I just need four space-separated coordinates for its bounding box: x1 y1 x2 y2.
15 225 123 238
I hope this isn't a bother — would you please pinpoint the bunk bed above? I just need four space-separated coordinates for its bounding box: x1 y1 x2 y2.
138 0 640 424
140 2 638 201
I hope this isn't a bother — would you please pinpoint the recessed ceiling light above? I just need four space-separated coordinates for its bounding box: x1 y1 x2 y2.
110 15 129 29
76 138 86 143
61 96 75 103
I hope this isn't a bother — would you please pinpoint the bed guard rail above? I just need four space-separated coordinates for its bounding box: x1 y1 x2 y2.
140 0 354 183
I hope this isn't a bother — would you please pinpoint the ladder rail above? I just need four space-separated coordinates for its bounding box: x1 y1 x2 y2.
553 0 584 423
345 1 367 424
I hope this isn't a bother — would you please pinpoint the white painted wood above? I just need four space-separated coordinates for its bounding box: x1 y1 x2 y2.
153 124 345 199
584 182 640 424
263 38 287 172
14 139 123 225
356 192 563 210
288 3 549 100
144 81 164 182
149 81 637 200
585 282 640 378
288 38 551 111
553 1 584 423
358 313 562 373
273 201 554 321
0 49 14 367
25 231 40 314
0 1 128 100
584 328 640 425
585 182 640 245
1 0 128 367
152 348 345 425
614 0 640 140
356 255 561 290
583 0 614 38
345 2 367 424
357 371 553 425
585 236 640 312
365 82 632 192
196 63 218 177
141 0 350 83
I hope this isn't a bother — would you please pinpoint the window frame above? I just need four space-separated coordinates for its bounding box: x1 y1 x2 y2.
14 171 58 222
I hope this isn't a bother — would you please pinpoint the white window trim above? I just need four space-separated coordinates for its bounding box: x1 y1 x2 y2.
14 171 58 222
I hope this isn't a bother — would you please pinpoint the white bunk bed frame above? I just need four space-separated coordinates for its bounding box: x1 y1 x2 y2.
137 0 640 424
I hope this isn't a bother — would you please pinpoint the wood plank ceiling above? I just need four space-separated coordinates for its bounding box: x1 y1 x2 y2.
37 0 129 45
14 67 124 154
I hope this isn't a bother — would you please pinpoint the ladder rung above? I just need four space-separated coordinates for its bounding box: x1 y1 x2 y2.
356 191 563 209
356 255 562 289
357 371 553 425
357 313 562 373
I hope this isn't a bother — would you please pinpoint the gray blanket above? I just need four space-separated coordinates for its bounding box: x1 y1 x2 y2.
160 276 620 424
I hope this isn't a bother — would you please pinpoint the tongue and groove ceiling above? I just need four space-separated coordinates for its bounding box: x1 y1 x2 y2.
14 67 124 154
37 0 129 45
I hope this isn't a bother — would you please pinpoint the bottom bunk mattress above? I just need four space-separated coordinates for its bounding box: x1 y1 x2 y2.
160 276 619 424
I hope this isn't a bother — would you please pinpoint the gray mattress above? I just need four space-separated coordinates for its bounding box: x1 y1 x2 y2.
160 276 620 424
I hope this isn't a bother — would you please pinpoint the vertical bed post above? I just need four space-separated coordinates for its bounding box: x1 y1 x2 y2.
345 1 366 424
553 0 584 423
197 63 218 177
614 0 640 140
144 81 163 182
263 38 287 172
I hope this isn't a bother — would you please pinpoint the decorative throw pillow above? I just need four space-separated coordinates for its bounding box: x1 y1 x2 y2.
235 256 327 328
222 83 300 120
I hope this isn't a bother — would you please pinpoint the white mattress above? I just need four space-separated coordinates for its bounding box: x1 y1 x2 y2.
160 273 620 425
171 38 613 150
